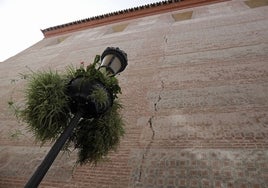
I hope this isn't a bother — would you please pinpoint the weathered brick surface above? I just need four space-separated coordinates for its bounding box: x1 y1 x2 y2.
128 149 268 188
0 0 268 187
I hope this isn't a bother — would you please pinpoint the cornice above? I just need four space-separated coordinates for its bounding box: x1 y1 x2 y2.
41 0 229 38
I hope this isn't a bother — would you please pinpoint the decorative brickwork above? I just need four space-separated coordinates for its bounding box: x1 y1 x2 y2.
172 11 193 21
245 0 268 8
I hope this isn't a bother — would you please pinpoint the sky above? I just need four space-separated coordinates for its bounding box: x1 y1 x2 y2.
0 0 160 62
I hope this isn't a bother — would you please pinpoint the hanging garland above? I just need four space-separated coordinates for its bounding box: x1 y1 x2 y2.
11 55 125 165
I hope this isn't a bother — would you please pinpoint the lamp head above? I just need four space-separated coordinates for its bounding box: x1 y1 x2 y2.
100 47 128 76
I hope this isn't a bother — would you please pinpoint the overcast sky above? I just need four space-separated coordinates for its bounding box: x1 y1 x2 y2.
0 0 160 62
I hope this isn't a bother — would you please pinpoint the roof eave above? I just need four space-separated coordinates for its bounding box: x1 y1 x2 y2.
41 0 230 38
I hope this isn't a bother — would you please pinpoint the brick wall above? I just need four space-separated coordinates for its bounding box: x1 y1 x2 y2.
0 0 268 187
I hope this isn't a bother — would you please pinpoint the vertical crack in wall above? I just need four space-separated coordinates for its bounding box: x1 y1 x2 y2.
137 80 165 183
154 81 164 112
164 35 168 44
137 116 155 182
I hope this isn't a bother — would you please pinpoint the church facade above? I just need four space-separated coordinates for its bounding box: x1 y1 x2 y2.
0 0 268 187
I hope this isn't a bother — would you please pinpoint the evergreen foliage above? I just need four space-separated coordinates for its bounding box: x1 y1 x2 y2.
19 70 70 142
11 55 125 165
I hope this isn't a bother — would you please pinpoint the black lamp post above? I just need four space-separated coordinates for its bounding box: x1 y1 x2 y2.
24 47 127 188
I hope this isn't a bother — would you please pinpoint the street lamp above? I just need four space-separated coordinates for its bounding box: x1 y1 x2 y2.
25 47 127 188
99 47 128 76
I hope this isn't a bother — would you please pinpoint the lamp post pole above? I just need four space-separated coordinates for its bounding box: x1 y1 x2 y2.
24 111 82 188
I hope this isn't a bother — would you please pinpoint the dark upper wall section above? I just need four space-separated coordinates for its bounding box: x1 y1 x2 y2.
41 0 229 38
